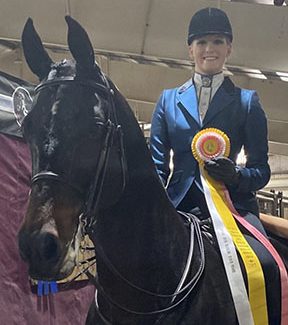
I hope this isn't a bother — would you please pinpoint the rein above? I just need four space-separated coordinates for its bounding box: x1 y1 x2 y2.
87 212 205 323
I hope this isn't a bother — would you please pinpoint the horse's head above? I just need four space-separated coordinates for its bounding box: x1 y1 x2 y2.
18 16 126 280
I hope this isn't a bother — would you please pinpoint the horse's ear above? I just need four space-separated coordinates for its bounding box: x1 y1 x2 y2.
65 16 95 70
21 18 53 80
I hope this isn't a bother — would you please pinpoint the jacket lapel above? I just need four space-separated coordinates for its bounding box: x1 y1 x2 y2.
176 79 200 126
203 77 235 126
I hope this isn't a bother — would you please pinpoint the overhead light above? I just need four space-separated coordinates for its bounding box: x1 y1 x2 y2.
241 68 263 74
276 72 288 77
276 72 288 82
279 77 288 82
235 68 267 79
246 73 267 80
230 0 286 5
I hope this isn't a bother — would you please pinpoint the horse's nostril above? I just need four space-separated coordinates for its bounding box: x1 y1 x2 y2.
36 233 60 263
41 233 59 261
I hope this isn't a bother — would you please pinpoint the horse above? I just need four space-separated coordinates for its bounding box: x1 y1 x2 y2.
17 16 286 324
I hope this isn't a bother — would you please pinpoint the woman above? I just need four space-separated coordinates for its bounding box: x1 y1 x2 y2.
150 7 270 220
150 10 282 323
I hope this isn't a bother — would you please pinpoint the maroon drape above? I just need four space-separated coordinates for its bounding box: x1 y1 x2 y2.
0 133 95 325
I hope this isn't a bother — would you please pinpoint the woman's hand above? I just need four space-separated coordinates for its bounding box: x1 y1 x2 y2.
204 157 240 186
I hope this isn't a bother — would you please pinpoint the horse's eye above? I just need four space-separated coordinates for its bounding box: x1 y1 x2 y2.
89 120 106 137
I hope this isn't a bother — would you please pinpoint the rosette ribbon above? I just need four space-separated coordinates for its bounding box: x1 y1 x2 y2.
192 128 288 325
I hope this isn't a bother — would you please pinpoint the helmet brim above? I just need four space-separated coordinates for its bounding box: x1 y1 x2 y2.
187 31 233 45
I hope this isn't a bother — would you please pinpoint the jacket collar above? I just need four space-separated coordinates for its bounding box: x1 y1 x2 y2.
176 77 235 126
193 72 224 89
176 79 200 124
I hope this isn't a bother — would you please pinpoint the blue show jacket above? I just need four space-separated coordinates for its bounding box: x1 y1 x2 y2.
150 77 270 216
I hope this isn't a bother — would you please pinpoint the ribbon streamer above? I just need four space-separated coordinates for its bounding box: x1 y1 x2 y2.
203 170 268 325
222 187 288 325
201 170 254 325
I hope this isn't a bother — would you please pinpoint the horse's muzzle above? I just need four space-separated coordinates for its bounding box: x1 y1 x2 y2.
18 228 63 280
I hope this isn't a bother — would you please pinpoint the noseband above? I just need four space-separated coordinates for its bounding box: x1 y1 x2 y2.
31 67 127 232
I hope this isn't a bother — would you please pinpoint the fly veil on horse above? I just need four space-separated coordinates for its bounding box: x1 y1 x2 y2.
18 16 285 324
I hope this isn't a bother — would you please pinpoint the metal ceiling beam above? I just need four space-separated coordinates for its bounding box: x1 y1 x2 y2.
0 36 288 83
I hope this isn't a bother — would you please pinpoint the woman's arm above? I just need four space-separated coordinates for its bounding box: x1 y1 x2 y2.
150 91 171 186
236 91 271 192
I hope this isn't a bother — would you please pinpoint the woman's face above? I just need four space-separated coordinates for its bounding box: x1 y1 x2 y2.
189 34 232 75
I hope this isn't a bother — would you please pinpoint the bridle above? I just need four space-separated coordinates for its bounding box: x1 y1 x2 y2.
30 65 127 231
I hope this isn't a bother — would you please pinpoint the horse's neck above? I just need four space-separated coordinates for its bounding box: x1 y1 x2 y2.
94 171 189 321
92 90 190 318
95 150 187 294
97 167 189 272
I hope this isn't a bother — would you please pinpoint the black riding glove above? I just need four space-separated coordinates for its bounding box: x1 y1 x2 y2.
204 157 241 186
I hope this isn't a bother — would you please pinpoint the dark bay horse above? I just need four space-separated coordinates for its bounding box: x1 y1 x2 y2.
18 16 285 324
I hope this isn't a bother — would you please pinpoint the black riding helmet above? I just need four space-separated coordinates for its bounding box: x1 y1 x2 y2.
187 7 233 45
